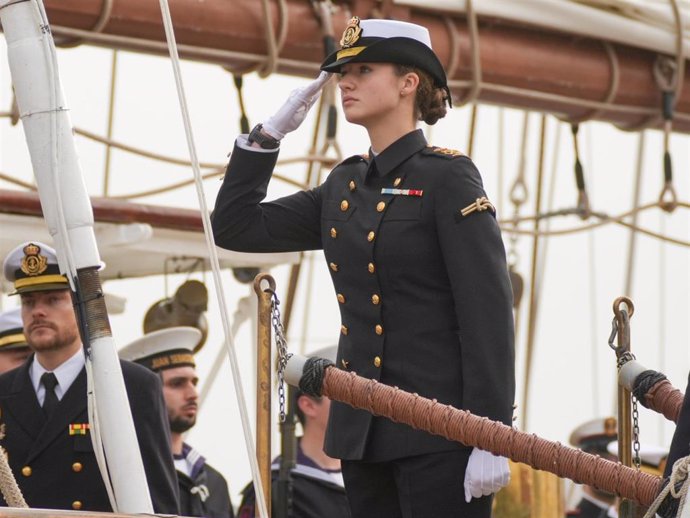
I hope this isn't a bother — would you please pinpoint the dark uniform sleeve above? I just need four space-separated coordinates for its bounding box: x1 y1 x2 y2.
434 157 515 425
212 142 323 252
123 361 180 514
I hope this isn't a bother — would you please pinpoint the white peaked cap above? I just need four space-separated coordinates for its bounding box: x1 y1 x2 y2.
0 307 28 350
119 326 201 371
360 19 433 49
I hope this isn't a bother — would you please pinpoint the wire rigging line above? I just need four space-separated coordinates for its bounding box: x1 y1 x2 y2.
156 1 268 516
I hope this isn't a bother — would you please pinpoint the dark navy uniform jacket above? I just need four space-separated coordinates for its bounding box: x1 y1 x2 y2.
212 129 515 462
0 357 180 514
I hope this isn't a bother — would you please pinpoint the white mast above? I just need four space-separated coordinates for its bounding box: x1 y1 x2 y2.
0 0 153 513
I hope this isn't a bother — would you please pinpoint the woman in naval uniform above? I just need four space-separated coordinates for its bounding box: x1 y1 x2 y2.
212 17 515 518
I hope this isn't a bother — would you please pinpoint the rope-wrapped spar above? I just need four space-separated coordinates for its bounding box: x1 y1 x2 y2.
285 355 662 507
619 359 684 424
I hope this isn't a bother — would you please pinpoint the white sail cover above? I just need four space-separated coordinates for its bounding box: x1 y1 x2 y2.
396 0 690 57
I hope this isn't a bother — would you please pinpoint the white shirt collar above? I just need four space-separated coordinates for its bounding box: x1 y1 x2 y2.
31 347 85 404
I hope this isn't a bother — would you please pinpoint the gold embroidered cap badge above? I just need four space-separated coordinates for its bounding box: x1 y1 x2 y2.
20 243 48 277
340 16 363 48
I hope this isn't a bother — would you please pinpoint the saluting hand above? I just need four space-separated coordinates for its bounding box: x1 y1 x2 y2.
463 448 511 502
262 71 333 140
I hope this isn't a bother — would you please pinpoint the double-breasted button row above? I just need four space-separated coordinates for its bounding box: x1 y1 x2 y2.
375 325 384 335
367 231 375 242
376 201 386 212
330 262 338 272
394 177 402 187
368 262 376 274
349 180 356 191
21 466 31 477
72 501 82 510
341 325 348 335
72 462 83 473
374 356 382 368
371 294 380 305
340 200 349 211
337 293 346 304
330 227 337 238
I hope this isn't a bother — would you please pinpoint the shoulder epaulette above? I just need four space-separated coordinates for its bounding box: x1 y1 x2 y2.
337 153 369 167
424 145 466 158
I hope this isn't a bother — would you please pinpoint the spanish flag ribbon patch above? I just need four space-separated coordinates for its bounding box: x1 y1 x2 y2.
69 423 90 436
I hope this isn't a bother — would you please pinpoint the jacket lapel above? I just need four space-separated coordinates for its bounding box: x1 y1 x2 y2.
27 367 87 463
2 357 44 442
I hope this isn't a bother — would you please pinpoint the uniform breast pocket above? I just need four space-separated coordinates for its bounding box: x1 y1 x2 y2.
73 434 94 453
384 197 422 221
321 199 356 221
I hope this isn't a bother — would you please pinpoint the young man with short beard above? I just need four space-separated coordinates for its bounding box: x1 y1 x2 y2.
120 326 235 518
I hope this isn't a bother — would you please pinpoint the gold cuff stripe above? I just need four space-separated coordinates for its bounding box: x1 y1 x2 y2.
0 333 26 348
15 275 69 289
336 46 366 60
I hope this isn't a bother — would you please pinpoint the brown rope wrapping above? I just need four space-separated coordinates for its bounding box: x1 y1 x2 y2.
322 367 662 507
645 379 684 424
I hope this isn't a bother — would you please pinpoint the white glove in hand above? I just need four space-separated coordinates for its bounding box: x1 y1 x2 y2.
463 448 510 503
262 71 332 140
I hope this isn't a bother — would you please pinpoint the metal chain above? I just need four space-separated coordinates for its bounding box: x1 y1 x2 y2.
632 395 641 469
270 290 291 422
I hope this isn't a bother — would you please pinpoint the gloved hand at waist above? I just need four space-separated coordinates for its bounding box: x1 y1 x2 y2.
463 448 511 502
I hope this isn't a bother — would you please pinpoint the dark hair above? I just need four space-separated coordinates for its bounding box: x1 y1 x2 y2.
292 389 322 426
395 65 448 125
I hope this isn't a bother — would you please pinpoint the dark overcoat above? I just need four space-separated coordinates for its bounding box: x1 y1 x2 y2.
178 462 235 518
212 129 515 461
0 357 179 513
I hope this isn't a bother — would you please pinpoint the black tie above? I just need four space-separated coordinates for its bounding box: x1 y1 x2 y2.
41 372 59 419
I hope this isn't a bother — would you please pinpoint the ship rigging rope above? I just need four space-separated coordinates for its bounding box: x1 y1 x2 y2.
455 0 481 106
156 0 269 516
500 201 690 247
0 429 27 508
40 22 690 127
642 455 690 518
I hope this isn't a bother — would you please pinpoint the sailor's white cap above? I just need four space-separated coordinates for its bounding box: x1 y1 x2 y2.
3 242 69 295
119 326 201 371
0 307 29 350
569 416 617 452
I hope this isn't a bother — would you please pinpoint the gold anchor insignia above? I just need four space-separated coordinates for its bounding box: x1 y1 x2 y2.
340 16 362 48
20 243 48 277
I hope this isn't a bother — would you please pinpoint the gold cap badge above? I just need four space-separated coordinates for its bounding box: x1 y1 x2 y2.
340 16 362 48
20 243 48 277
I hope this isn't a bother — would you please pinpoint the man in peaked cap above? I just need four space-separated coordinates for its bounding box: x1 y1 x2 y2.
120 326 235 518
0 241 179 514
0 307 32 374
566 417 618 518
237 346 351 518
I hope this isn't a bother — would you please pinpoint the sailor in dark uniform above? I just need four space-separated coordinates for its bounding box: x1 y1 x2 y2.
0 241 179 514
0 307 32 374
237 347 351 518
120 327 235 518
212 17 515 518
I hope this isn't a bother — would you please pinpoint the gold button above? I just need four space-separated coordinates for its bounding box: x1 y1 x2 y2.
349 180 356 191
367 231 375 242
337 293 346 304
21 466 31 477
394 177 402 187
341 359 350 369
376 201 386 212
330 227 337 238
375 325 383 335
341 325 348 335
72 501 82 510
368 262 376 274
72 462 83 473
340 200 349 211
374 356 382 368
329 262 339 272
371 294 380 305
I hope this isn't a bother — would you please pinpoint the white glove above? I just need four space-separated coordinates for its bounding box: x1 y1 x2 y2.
262 71 332 140
463 448 511 503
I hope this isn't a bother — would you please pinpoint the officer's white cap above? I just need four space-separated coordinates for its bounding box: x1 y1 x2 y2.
2 242 69 295
569 416 617 449
0 307 29 350
119 326 201 371
359 19 432 49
